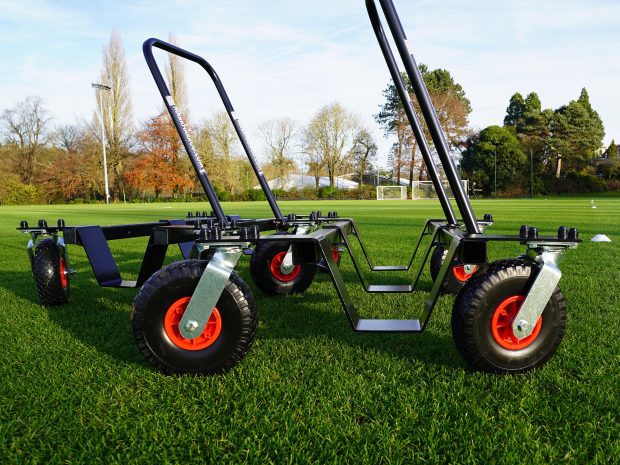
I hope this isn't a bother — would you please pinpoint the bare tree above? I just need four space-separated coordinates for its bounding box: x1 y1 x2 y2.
350 128 377 186
166 34 188 117
1 96 51 183
96 31 133 199
303 102 359 188
193 111 241 194
258 118 297 189
55 124 81 153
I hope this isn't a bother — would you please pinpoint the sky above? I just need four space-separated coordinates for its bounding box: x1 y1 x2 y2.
1 0 619 168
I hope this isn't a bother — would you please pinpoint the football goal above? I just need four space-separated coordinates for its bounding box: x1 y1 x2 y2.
411 180 469 199
376 185 408 200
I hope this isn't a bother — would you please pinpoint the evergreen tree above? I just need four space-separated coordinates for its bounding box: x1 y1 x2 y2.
503 93 526 128
550 87 604 177
461 125 527 195
608 139 617 159
375 66 471 185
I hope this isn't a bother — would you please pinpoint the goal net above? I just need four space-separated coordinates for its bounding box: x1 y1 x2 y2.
411 180 469 199
376 185 408 200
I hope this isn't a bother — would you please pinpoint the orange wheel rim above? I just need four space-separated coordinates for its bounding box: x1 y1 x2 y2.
452 264 478 282
59 257 68 289
491 295 542 350
269 251 301 282
164 297 222 351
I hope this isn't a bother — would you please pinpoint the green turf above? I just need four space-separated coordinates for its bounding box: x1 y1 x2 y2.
1 198 618 464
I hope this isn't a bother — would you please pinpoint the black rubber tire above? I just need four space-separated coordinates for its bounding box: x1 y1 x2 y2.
131 259 257 375
452 259 566 374
249 241 316 296
430 245 480 294
33 238 69 306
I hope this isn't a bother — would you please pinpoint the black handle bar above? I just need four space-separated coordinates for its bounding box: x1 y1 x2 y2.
143 38 284 226
365 0 480 233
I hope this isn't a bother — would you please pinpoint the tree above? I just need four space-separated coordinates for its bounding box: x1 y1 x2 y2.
125 112 194 198
550 88 604 177
303 102 359 188
375 81 407 182
503 92 526 128
461 125 527 195
375 66 471 185
1 96 51 183
165 34 188 117
258 118 297 189
96 31 134 199
350 128 377 185
504 91 553 179
191 111 247 194
607 139 617 159
55 124 81 154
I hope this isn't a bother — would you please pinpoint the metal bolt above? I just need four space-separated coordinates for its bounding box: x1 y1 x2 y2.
463 264 476 274
184 320 199 332
516 320 529 333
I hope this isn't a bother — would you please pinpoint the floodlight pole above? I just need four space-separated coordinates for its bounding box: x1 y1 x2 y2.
494 149 497 198
530 148 533 199
92 83 112 204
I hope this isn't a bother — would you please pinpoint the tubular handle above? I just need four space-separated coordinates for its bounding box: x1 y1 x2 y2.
365 0 481 234
365 0 457 226
143 38 284 225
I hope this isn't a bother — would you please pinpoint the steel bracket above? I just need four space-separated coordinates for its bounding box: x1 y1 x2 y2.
512 246 565 338
179 244 244 339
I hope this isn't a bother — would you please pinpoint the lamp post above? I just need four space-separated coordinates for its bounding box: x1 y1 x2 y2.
530 148 534 199
494 149 497 198
92 83 111 204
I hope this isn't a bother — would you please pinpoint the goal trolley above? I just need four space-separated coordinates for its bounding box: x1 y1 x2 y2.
18 0 580 375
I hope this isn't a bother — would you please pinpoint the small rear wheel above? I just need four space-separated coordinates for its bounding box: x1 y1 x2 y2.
250 241 316 296
452 259 566 373
33 238 70 306
318 244 343 273
430 245 480 294
131 260 257 375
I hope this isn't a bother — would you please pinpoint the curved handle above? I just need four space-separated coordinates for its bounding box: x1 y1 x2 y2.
143 38 284 225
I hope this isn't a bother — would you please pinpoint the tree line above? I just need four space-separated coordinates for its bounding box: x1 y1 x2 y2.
0 33 384 205
0 32 615 205
461 89 616 196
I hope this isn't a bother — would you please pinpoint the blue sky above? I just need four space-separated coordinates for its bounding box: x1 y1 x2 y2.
1 0 618 167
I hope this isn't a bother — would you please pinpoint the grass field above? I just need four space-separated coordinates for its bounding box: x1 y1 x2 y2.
1 198 618 464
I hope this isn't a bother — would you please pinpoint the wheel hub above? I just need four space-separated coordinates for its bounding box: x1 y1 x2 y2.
270 251 301 282
164 296 222 350
452 264 478 282
59 257 69 289
491 295 542 350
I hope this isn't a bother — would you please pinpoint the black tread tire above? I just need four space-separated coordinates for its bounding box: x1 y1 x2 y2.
452 259 566 373
33 238 69 306
250 241 316 296
131 259 257 375
430 245 480 294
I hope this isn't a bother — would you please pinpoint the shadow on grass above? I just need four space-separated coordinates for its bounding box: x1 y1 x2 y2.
0 252 462 372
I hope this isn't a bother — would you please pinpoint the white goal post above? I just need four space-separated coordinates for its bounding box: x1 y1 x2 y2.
376 185 408 200
411 180 469 199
